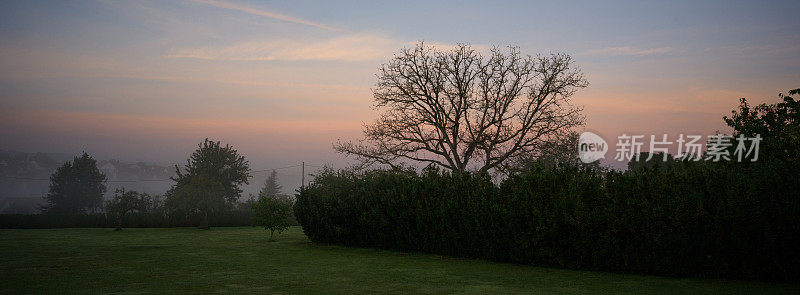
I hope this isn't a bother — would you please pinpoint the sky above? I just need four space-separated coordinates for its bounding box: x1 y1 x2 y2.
1 0 799 177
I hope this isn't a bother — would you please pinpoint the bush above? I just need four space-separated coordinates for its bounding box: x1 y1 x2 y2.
294 161 800 281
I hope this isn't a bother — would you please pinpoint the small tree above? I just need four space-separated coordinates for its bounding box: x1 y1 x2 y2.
252 195 292 241
169 174 227 229
106 188 148 231
166 139 251 229
260 170 283 198
252 172 291 240
41 152 107 214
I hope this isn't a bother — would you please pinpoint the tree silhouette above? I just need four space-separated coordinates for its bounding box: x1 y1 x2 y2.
259 170 283 199
41 152 106 214
166 139 250 229
724 88 800 164
106 188 149 230
335 42 588 173
252 170 292 240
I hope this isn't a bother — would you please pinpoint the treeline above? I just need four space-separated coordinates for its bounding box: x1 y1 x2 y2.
0 210 254 229
3 184 257 229
294 158 799 281
1 138 298 231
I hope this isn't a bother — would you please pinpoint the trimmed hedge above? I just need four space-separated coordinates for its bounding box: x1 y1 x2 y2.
294 161 800 281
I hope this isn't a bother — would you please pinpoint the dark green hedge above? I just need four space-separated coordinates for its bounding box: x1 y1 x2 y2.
294 161 800 281
0 210 254 229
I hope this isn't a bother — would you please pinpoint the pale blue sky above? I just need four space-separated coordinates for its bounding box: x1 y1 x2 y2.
1 0 798 172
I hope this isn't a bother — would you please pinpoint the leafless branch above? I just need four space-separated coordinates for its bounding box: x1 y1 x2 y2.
334 42 588 173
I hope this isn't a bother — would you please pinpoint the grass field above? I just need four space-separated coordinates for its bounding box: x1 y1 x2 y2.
1 226 797 294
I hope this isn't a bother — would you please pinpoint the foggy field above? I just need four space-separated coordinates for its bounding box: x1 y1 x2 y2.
0 227 797 294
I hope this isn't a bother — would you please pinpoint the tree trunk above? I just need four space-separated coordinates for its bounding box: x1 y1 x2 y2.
115 216 123 231
199 211 211 230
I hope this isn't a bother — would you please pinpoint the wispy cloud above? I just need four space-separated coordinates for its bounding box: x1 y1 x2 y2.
167 34 401 61
582 46 675 56
167 36 501 62
189 0 342 32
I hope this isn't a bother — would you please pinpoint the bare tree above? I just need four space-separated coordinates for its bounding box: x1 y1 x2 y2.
335 42 588 173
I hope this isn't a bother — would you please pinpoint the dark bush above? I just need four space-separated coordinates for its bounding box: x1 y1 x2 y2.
294 161 800 281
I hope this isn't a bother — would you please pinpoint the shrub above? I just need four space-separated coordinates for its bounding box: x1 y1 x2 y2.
294 161 800 281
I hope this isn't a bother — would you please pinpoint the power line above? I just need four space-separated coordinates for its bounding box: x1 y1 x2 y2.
251 164 302 173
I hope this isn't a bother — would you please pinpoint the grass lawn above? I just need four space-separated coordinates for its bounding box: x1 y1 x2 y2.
0 226 797 294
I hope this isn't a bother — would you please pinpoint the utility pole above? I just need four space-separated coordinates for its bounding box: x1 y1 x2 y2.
301 161 305 191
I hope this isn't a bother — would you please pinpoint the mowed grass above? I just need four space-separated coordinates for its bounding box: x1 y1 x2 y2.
0 227 797 294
